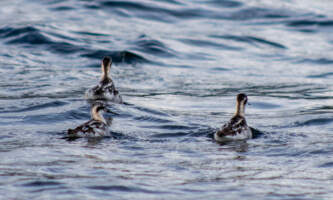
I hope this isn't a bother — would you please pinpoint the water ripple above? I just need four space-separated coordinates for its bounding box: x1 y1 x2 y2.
87 185 165 194
205 0 243 8
211 34 286 49
295 118 333 127
0 100 67 114
180 38 242 50
229 7 291 20
22 181 64 187
287 19 333 27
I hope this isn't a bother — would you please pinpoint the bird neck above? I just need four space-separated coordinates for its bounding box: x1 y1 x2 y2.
235 101 245 117
101 64 110 81
92 108 106 124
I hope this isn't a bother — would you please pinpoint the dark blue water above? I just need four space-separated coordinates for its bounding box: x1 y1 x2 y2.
1 0 333 199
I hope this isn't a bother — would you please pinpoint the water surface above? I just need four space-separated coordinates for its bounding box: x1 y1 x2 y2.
1 0 333 199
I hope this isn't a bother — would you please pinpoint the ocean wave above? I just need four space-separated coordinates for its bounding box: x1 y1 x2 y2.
81 1 296 22
0 26 153 64
81 50 149 64
1 25 84 54
131 35 176 57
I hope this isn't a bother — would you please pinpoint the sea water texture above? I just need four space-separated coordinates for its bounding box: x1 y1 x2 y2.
0 0 333 199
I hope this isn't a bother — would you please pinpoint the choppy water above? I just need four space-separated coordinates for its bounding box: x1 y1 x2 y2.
1 0 333 199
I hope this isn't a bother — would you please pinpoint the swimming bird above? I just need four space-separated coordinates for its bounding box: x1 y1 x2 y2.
214 93 252 142
67 104 112 137
85 56 123 103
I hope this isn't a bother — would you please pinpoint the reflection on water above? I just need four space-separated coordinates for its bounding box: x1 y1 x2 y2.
0 0 333 199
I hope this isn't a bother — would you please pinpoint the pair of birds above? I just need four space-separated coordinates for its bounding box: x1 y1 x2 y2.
67 57 121 137
68 57 252 142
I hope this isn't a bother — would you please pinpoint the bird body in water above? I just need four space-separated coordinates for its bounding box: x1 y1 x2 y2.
214 93 252 142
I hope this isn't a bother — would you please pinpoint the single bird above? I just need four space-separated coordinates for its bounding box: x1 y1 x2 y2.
214 93 252 142
67 104 112 137
85 56 123 103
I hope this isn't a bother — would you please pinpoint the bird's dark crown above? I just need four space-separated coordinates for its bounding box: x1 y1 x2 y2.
237 93 248 103
102 56 112 67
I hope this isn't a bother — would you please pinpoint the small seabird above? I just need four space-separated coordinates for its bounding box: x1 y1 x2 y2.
214 93 252 142
85 56 123 103
67 104 112 137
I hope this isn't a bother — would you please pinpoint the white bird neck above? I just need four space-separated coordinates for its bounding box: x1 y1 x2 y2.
235 100 246 117
92 107 106 124
101 63 110 80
